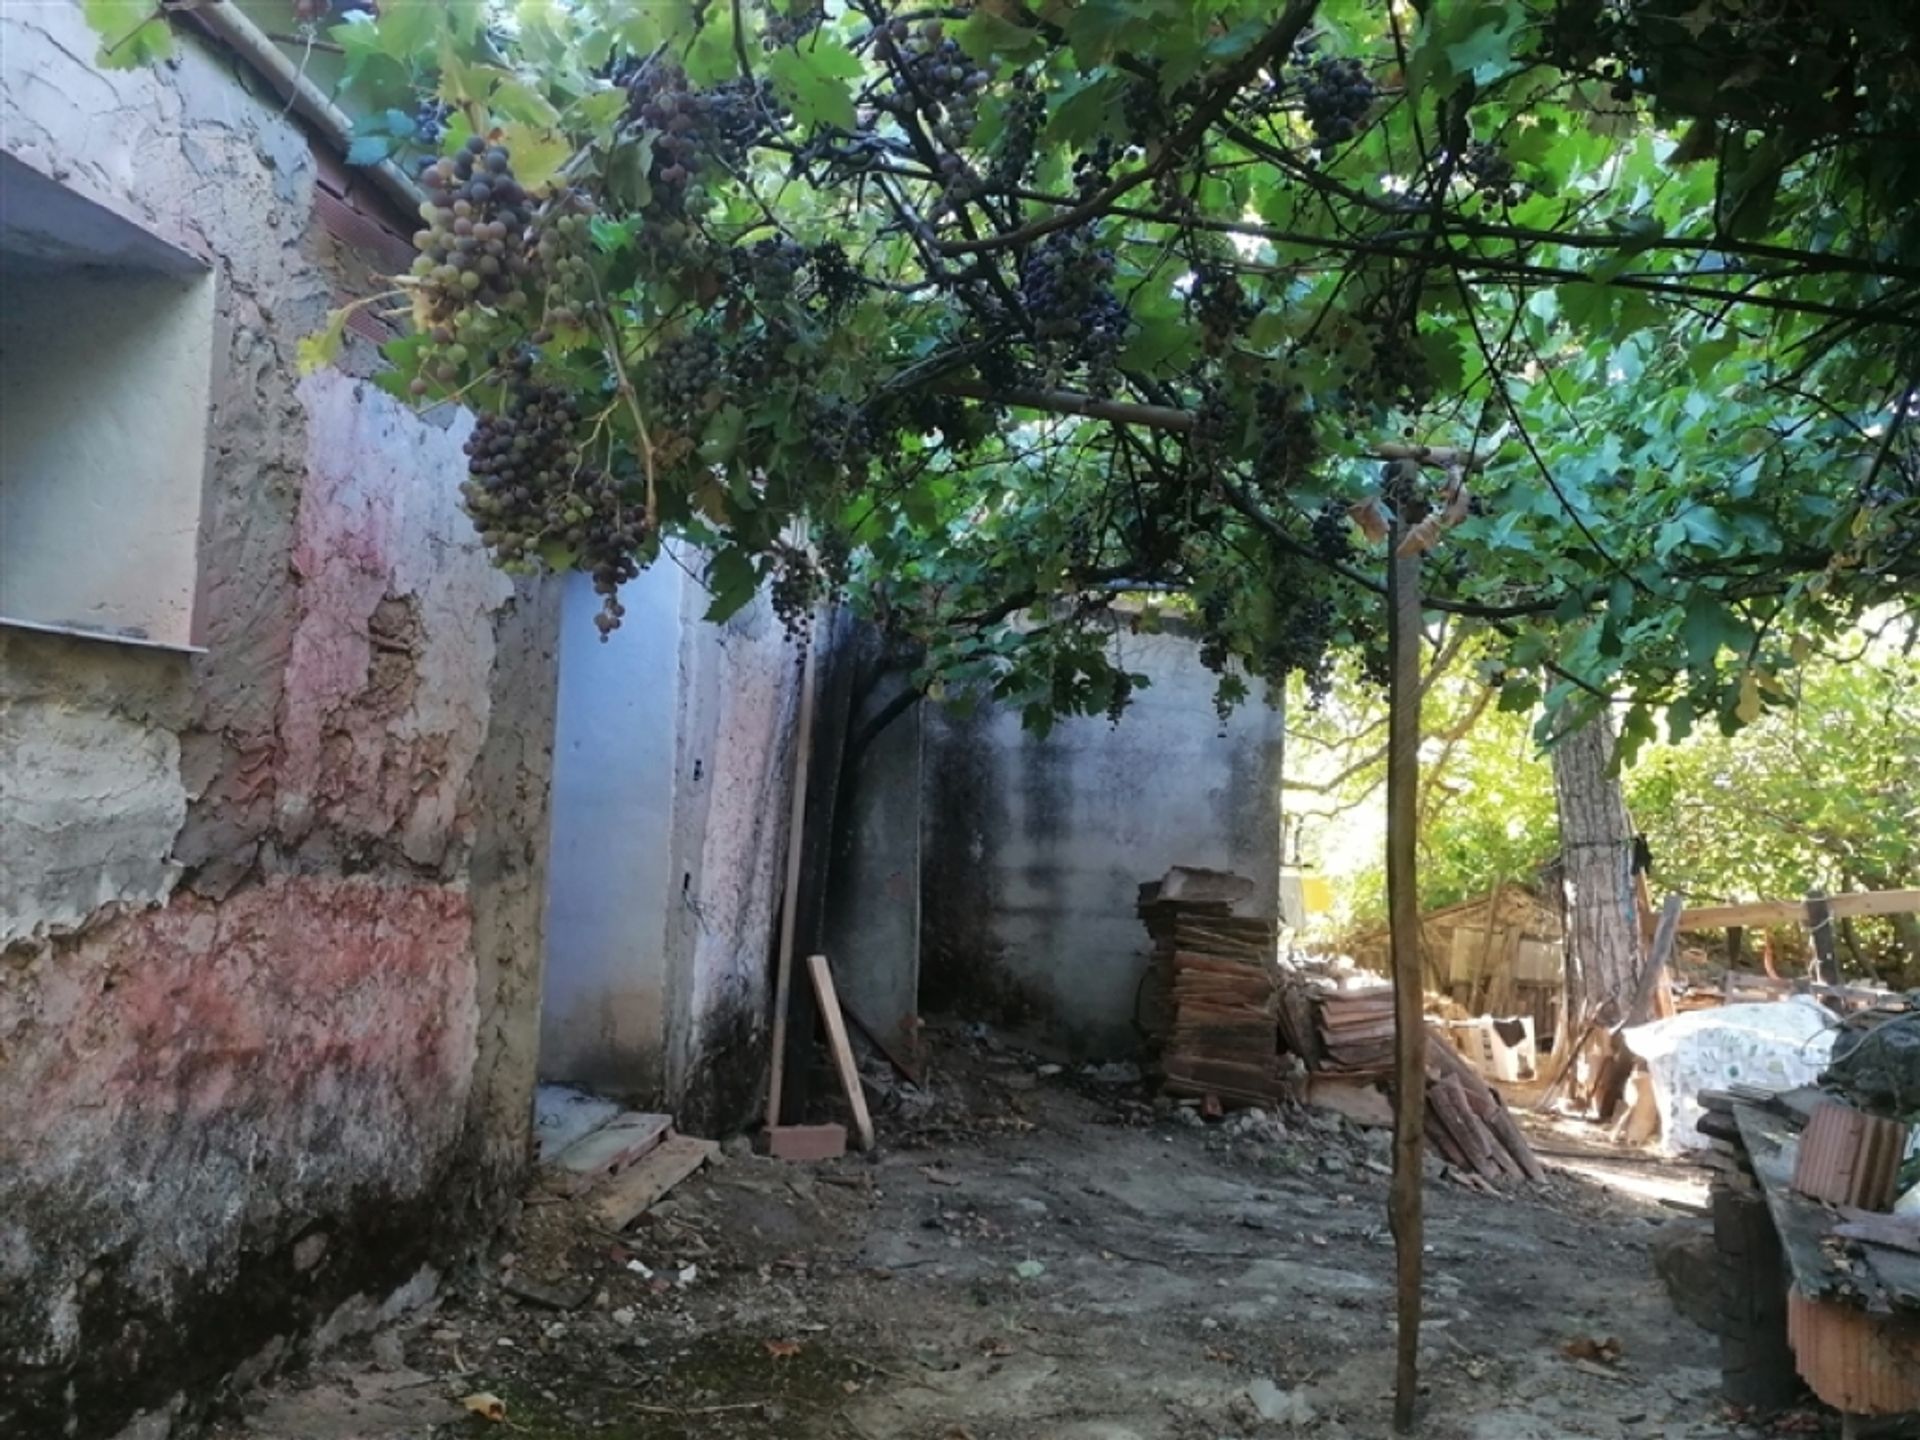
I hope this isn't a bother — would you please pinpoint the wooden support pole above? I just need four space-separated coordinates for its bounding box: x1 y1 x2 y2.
765 625 822 1132
1386 526 1426 1434
1804 890 1837 987
1624 894 1685 1028
807 954 876 1150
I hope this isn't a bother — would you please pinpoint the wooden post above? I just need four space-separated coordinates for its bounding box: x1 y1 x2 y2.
1386 524 1426 1434
1624 894 1685 1028
1726 924 1745 967
1804 890 1837 987
765 624 822 1132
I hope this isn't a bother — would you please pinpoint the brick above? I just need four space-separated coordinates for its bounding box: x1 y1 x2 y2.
1791 1101 1908 1212
1787 1286 1920 1415
767 1123 847 1162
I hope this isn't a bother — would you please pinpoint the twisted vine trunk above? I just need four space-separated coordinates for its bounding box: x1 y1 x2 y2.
1551 713 1641 1024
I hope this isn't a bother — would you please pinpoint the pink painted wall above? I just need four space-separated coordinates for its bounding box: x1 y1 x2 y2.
0 10 561 1436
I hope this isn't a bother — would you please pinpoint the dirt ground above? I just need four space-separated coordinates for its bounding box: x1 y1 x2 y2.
215 1028 1851 1440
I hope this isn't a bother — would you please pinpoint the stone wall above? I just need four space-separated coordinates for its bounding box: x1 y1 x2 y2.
920 625 1285 1056
0 7 560 1435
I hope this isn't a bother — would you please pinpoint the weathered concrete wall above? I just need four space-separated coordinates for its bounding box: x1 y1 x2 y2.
0 7 560 1436
824 665 925 1058
664 575 800 1134
540 568 682 1097
921 626 1284 1056
538 558 798 1133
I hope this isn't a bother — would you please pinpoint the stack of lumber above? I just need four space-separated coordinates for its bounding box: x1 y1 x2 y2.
1313 987 1397 1073
1138 868 1282 1107
1423 1025 1545 1183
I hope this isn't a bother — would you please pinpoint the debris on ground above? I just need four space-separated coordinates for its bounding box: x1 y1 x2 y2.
215 1027 1752 1440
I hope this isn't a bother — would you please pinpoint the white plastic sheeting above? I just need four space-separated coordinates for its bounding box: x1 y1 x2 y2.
1622 997 1839 1154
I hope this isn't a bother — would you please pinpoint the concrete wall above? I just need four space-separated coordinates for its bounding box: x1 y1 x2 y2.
921 626 1284 1057
540 568 683 1097
825 664 925 1057
0 7 560 1436
539 557 799 1133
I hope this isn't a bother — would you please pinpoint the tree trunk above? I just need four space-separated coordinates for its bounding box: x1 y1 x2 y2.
1892 913 1920 973
1551 713 1642 1024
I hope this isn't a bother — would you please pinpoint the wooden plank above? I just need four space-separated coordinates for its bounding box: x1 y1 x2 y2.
1805 891 1838 987
1677 888 1920 930
590 1133 718 1231
764 620 822 1131
807 953 875 1151
545 1112 673 1195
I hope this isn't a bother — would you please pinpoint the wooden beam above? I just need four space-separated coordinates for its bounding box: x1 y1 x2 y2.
765 621 822 1131
1805 891 1838 986
807 954 876 1151
1676 888 1920 930
1385 529 1425 1434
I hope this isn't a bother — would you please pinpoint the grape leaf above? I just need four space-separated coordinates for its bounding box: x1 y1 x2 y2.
766 47 858 132
297 307 353 377
376 0 441 62
85 0 172 68
499 123 571 192
704 547 759 622
345 134 393 167
956 10 1045 63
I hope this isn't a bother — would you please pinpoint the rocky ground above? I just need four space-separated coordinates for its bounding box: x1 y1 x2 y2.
214 1027 1858 1440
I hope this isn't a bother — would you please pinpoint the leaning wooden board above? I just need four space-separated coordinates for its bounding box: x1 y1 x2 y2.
1731 1104 1920 1315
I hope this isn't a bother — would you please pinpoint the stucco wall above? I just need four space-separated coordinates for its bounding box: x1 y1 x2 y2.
538 558 798 1133
0 7 559 1436
540 568 682 1096
921 626 1284 1056
825 666 925 1057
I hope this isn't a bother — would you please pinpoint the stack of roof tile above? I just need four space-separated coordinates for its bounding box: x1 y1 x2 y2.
1137 868 1282 1107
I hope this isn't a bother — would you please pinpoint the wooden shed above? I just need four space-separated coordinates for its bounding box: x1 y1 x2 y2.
1336 885 1565 1042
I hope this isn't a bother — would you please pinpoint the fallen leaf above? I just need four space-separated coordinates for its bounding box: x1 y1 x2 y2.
1013 1259 1046 1280
461 1392 507 1422
1560 1335 1623 1366
978 1337 1014 1357
920 1166 963 1187
840 1379 863 1395
763 1339 803 1359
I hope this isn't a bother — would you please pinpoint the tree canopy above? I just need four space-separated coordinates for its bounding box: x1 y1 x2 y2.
92 0 1920 735
1290 634 1920 975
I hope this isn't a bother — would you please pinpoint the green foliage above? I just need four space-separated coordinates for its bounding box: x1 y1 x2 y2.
84 0 171 68
1627 644 1920 910
1304 634 1920 973
83 0 1920 726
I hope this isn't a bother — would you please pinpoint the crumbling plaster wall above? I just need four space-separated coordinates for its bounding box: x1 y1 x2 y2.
0 8 559 1437
920 625 1284 1056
